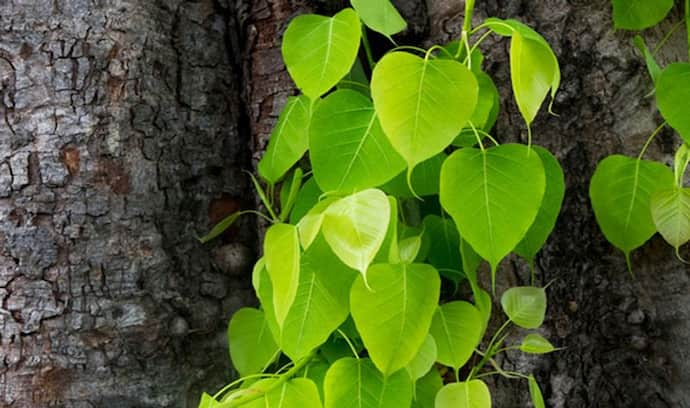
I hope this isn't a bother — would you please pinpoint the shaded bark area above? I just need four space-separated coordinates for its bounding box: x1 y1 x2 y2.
0 0 256 406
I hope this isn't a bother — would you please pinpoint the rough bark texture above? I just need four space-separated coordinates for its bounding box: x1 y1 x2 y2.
2 0 690 407
0 0 257 406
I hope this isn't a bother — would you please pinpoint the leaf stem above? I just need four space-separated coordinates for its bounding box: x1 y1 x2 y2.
637 122 666 161
361 27 376 70
337 329 361 359
467 320 512 380
469 121 485 152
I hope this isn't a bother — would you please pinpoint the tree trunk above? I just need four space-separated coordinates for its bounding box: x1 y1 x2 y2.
2 0 689 407
0 0 257 406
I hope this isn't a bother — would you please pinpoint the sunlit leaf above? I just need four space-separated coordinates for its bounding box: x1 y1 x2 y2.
501 286 547 329
520 333 557 354
282 9 361 98
242 378 322 408
351 0 407 37
264 223 301 327
657 63 690 144
650 188 690 251
298 197 338 249
435 380 492 408
429 301 483 370
228 308 279 377
455 72 500 147
612 0 673 30
407 334 438 381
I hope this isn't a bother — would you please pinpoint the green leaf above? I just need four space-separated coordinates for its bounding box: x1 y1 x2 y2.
612 0 673 30
258 95 313 183
350 0 407 37
407 334 438 381
253 265 281 342
528 375 545 408
501 286 547 329
435 380 492 408
375 196 401 263
350 263 441 374
520 333 557 354
281 236 358 361
282 9 361 99
429 301 483 370
310 89 405 193
399 235 423 264
633 35 661 83
199 393 219 408
264 223 301 327
440 144 546 287
589 155 675 260
412 370 444 408
338 58 370 96
474 289 492 338
290 177 324 224
381 153 447 198
298 197 338 249
303 359 330 403
455 72 500 147
514 146 565 263
371 51 479 174
198 211 242 244
324 358 413 408
650 188 690 251
674 144 690 186
228 308 279 377
243 378 323 408
280 168 304 221
422 215 463 284
657 63 690 144
322 189 390 279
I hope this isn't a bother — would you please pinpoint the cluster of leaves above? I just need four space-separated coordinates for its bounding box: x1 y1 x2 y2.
591 0 690 267
199 0 566 407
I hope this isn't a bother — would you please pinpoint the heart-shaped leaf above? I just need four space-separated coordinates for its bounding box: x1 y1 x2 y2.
371 51 478 176
324 358 413 408
350 0 407 37
440 144 546 288
429 301 483 370
611 0 673 30
520 333 557 354
227 308 279 377
412 370 444 408
657 63 690 144
435 380 492 408
406 334 438 381
310 89 405 193
242 378 322 408
590 155 674 262
501 286 547 329
282 9 361 98
322 189 390 279
650 188 690 251
350 263 440 374
264 223 301 327
258 95 313 184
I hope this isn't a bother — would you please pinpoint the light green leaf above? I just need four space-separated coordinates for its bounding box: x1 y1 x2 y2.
290 177 324 224
281 236 358 361
310 89 405 193
322 189 390 279
633 35 661 83
650 188 690 251
528 376 545 408
381 153 447 198
612 0 673 30
475 289 492 338
412 370 444 408
514 146 565 263
264 223 301 327
324 358 413 408
429 301 483 370
589 155 675 260
520 333 557 354
501 286 547 329
350 0 407 37
338 58 370 96
435 380 492 408
282 9 361 99
298 197 338 249
280 168 304 221
657 63 690 144
407 334 438 381
199 393 219 408
399 235 423 264
674 144 690 186
371 51 478 174
228 308 279 377
422 215 463 284
254 266 281 342
242 378 323 408
455 72 500 147
258 95 312 183
350 263 440 374
440 144 546 288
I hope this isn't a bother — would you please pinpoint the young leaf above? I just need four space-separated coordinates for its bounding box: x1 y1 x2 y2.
290 177 324 224
440 144 546 287
589 155 675 261
322 189 390 279
381 153 447 198
528 375 545 408
350 263 441 374
422 215 464 285
228 308 279 377
282 9 361 99
633 35 661 83
501 286 547 329
520 333 557 354
280 236 358 361
264 223 301 327
324 358 413 408
241 378 322 408
412 370 444 408
371 51 479 175
406 334 438 381
656 63 690 144
258 95 312 184
310 89 405 193
429 301 483 370
350 0 407 37
280 168 304 221
198 211 241 244
611 0 673 30
514 146 565 263
650 188 690 251
435 380 492 408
